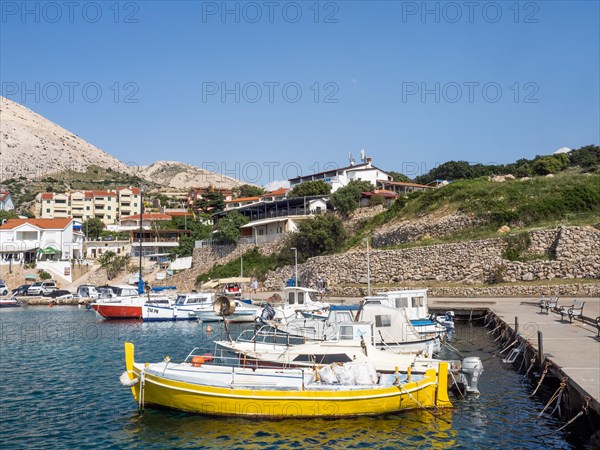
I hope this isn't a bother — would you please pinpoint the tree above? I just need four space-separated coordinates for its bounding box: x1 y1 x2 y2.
532 154 569 175
194 188 225 213
329 180 374 215
82 218 105 240
214 211 249 244
289 215 346 259
0 210 19 222
387 171 412 183
288 180 331 198
234 184 266 198
98 251 131 280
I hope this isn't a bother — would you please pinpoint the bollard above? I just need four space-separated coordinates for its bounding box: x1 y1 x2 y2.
515 316 519 335
538 331 544 366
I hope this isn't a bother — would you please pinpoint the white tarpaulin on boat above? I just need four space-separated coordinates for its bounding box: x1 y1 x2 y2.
201 277 252 289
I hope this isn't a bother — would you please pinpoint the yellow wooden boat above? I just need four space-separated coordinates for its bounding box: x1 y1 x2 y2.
122 342 452 417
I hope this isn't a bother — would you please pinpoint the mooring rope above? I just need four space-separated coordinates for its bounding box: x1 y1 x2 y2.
487 323 502 335
554 397 590 433
448 370 466 399
538 377 568 418
494 337 520 357
530 361 552 397
525 354 538 377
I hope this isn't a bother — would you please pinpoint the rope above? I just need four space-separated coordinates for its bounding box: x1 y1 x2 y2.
494 338 519 357
448 370 466 398
396 384 452 425
530 361 552 397
554 397 590 433
538 377 568 418
487 324 502 335
525 354 537 377
493 330 506 342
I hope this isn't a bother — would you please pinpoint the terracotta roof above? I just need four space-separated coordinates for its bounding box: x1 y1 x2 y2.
0 192 10 201
264 188 289 196
361 190 398 199
91 191 117 197
377 180 432 189
0 218 73 230
226 196 260 203
117 187 141 194
121 213 171 221
165 211 193 217
40 193 54 200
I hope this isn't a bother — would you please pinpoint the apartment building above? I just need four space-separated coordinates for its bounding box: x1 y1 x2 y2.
36 187 141 225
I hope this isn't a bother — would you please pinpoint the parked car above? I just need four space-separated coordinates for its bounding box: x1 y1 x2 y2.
44 289 74 300
11 284 31 296
27 281 58 296
0 283 9 296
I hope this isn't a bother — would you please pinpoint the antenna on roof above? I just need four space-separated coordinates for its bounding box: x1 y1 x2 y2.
360 149 366 163
348 152 355 166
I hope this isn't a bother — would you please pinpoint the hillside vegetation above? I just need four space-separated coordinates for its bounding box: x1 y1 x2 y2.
347 172 600 249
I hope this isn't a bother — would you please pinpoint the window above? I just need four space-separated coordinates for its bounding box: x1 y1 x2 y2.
375 315 391 327
108 206 111 210
287 292 295 305
412 297 424 307
297 292 304 305
394 297 409 308
339 326 353 340
46 208 50 213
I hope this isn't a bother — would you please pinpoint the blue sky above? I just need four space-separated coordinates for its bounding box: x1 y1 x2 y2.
1 1 599 185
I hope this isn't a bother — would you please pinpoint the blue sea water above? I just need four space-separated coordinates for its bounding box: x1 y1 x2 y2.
0 307 589 449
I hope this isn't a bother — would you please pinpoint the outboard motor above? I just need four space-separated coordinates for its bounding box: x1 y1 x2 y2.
460 357 484 395
257 303 276 324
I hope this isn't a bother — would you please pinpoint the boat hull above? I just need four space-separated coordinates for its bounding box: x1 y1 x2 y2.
124 343 451 418
92 304 142 319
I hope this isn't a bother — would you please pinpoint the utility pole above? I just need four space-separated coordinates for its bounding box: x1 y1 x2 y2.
138 190 144 294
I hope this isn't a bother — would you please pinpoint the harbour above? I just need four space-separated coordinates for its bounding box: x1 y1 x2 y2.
1 300 598 449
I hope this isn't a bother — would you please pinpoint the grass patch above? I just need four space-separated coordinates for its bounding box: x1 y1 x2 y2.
196 248 281 284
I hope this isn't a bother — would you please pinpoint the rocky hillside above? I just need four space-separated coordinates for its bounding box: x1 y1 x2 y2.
0 96 137 180
139 161 245 190
0 97 244 190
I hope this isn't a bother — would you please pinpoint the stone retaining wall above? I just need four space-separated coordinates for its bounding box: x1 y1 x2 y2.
264 226 600 295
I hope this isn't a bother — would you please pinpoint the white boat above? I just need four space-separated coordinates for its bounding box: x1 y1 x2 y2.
195 299 262 323
270 287 330 324
267 300 441 354
0 297 22 307
367 289 448 336
215 323 483 395
141 292 216 322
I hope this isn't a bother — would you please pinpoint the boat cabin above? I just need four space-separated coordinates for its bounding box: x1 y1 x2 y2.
283 286 320 307
364 289 429 322
175 292 215 307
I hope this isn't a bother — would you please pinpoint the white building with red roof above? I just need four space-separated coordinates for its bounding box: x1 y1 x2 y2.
0 192 15 211
0 217 84 265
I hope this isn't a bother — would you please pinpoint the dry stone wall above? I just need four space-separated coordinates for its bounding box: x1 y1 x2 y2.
372 213 485 247
264 226 600 296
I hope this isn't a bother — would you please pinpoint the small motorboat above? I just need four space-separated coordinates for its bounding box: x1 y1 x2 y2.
121 341 452 417
0 297 22 308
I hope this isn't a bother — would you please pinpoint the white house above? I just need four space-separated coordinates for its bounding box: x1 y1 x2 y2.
288 157 392 193
0 192 15 211
0 218 84 264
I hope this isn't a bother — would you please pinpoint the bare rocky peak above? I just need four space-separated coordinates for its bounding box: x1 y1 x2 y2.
0 96 136 180
0 97 246 190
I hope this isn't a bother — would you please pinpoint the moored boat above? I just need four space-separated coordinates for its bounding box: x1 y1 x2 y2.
121 341 452 417
194 298 262 323
0 297 22 307
91 295 172 320
141 292 215 322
